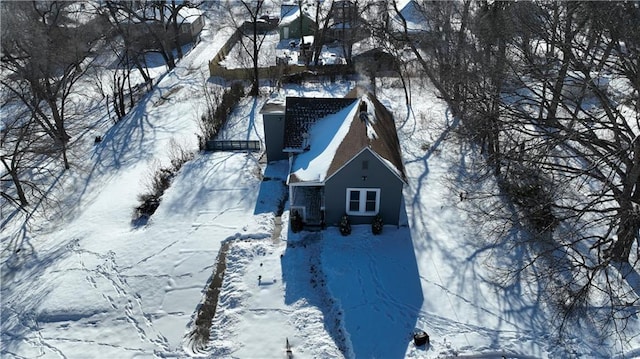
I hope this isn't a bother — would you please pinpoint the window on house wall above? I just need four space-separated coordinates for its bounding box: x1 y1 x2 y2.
346 188 380 215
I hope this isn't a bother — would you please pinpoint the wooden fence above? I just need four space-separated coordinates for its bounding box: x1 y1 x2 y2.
205 140 261 152
207 21 356 81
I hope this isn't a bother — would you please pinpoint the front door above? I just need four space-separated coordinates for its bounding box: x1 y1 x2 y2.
290 186 324 225
305 187 323 225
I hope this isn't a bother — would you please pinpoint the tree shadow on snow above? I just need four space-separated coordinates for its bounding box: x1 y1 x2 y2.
1 237 73 357
443 139 615 357
253 160 289 216
281 226 424 358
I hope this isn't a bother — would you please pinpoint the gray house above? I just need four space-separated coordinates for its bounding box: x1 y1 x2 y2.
261 88 406 227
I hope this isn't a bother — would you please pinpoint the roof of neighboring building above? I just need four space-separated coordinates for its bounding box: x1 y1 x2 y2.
178 7 204 24
287 89 406 184
280 3 316 26
127 6 203 25
259 98 286 114
390 0 430 33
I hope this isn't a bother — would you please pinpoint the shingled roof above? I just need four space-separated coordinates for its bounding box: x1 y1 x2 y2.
328 89 406 182
283 97 356 150
287 89 406 184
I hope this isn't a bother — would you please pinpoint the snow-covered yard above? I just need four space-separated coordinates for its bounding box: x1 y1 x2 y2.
2 5 640 359
221 31 350 69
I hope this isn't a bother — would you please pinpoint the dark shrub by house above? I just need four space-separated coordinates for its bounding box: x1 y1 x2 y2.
372 214 383 235
339 214 351 236
291 210 303 233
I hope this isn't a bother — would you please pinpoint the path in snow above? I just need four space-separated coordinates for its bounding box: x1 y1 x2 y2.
185 240 231 354
282 232 353 358
185 159 290 355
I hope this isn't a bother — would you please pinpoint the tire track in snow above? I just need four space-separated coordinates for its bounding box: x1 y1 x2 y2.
366 258 407 324
191 205 246 232
33 327 68 359
3 308 66 359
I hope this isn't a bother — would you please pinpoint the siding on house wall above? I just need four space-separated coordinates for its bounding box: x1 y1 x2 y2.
262 113 287 162
279 16 315 40
324 149 403 226
186 15 204 39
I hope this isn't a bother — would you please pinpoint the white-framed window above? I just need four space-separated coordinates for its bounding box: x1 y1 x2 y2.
346 188 380 216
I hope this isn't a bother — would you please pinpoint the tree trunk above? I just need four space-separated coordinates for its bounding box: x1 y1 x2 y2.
171 1 184 59
251 21 259 96
610 139 640 262
1 159 29 207
610 204 639 262
60 131 70 170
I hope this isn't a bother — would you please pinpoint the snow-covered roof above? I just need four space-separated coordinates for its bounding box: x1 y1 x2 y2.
177 7 203 24
288 100 360 183
279 3 316 26
130 5 203 25
390 0 430 33
288 90 406 184
259 98 286 114
283 97 356 150
351 37 382 57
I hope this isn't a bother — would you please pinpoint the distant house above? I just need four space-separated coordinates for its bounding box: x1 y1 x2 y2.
389 0 430 35
261 88 406 227
175 7 205 45
279 2 317 40
325 0 363 43
352 46 399 76
124 5 205 48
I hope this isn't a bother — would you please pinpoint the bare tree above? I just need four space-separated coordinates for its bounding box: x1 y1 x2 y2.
225 0 268 96
102 1 153 86
153 0 203 61
389 0 473 117
1 94 56 211
499 1 639 263
105 0 200 71
381 0 639 342
310 0 334 66
469 1 638 338
1 1 105 169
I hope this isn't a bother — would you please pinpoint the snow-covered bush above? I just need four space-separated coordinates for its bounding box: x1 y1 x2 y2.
291 210 303 233
339 215 351 236
372 214 383 235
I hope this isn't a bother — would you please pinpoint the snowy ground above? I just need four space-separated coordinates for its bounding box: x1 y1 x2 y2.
2 5 640 359
222 31 350 69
